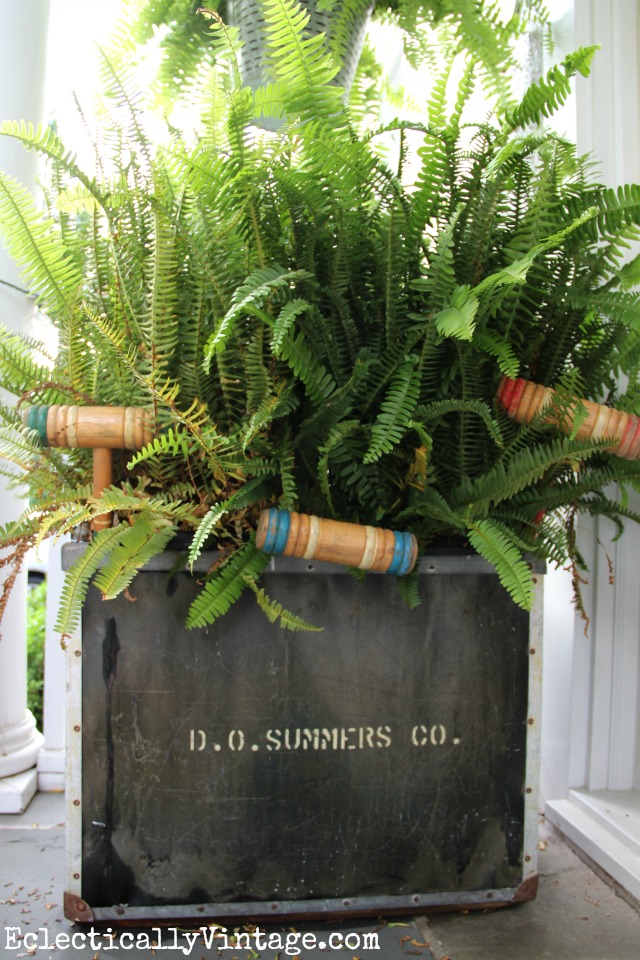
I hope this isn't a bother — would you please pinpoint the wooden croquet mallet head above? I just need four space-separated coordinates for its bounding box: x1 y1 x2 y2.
496 377 640 460
23 405 154 531
256 508 419 575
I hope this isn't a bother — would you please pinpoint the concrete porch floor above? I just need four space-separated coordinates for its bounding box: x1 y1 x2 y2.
1 792 639 959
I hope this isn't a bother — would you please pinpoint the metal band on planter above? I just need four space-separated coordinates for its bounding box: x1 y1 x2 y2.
496 376 640 459
23 404 154 530
256 507 418 575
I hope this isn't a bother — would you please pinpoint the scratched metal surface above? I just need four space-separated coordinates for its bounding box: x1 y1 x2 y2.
78 552 534 914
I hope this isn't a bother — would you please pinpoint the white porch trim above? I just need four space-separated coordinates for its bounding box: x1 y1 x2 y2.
541 0 640 902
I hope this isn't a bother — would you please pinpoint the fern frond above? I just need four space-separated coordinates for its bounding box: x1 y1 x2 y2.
454 435 612 513
186 539 269 628
412 205 464 312
187 475 275 568
506 45 598 131
32 502 93 552
434 284 479 341
243 574 323 632
127 428 190 468
271 297 310 352
473 331 520 378
316 419 361 514
93 515 176 600
54 527 127 638
204 266 312 364
262 0 345 125
467 519 534 609
242 382 300 450
278 446 298 509
395 569 421 609
276 329 337 404
395 487 466 532
418 398 504 448
0 323 58 401
0 120 100 196
0 422 42 472
0 172 83 316
364 355 420 463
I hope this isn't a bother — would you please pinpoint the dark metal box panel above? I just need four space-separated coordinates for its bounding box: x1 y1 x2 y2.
64 546 543 922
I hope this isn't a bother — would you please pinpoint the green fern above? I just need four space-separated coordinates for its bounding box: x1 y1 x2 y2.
243 574 323 632
91 518 174 599
188 475 275 567
54 526 129 639
3 3 640 629
467 519 534 609
262 0 346 125
364 355 421 462
204 266 312 363
506 46 599 131
418 398 504 448
0 171 83 317
186 540 270 628
453 435 612 514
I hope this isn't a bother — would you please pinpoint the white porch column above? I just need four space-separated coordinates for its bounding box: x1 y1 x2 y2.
37 539 66 791
0 0 50 812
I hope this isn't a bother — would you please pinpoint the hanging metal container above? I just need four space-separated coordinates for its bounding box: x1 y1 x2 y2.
229 0 373 129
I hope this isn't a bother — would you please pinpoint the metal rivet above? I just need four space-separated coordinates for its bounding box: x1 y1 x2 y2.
529 647 536 655
271 903 278 911
73 873 80 880
73 724 81 732
74 650 81 657
73 799 80 806
526 787 533 794
528 717 535 725
525 854 532 862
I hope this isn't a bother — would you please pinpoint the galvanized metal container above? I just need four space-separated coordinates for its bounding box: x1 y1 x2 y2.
63 544 543 923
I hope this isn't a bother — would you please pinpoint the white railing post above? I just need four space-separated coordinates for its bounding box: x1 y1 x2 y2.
0 0 50 813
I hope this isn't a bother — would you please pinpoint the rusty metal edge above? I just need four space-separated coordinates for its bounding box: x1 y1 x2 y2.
512 873 539 904
68 882 537 927
64 891 96 923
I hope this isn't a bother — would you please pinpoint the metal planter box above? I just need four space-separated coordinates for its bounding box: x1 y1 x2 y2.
63 544 543 924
